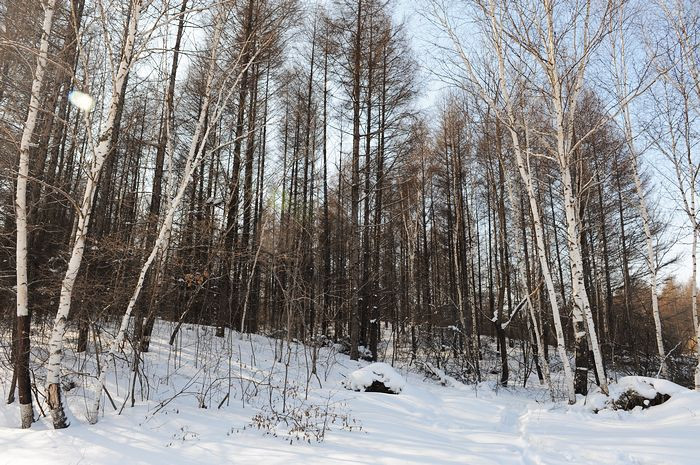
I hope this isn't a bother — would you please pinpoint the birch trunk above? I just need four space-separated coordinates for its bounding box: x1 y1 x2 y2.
491 0 572 400
631 149 668 377
659 0 700 389
666 97 699 388
14 0 58 429
693 209 699 389
560 164 606 394
45 0 143 429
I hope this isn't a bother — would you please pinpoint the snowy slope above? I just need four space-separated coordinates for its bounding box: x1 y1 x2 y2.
1 321 699 465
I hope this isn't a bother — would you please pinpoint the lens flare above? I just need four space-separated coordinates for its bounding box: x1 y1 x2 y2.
68 90 95 112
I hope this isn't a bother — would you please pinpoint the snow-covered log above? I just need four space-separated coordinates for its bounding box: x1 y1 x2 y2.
343 363 406 394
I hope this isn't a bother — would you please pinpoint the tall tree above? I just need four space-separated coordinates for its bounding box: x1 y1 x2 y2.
13 0 57 429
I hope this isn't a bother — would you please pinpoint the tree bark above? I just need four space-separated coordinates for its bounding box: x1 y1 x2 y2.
349 0 363 361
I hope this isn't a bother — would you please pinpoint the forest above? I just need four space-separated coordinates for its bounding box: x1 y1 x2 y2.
1 0 700 455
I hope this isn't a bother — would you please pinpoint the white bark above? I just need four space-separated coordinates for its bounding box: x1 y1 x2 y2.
654 7 700 377
687 182 700 388
15 0 58 428
45 0 143 428
666 2 700 390
653 70 700 388
489 0 576 403
656 95 700 387
631 146 668 377
19 403 33 429
560 164 607 394
693 226 700 389
16 0 56 317
87 20 220 424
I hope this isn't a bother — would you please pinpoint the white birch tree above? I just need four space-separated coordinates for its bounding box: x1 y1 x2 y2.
650 78 699 387
45 0 145 429
503 156 554 399
14 0 58 429
503 0 611 395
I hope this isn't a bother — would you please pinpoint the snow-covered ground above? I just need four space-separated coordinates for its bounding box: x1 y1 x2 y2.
1 321 699 464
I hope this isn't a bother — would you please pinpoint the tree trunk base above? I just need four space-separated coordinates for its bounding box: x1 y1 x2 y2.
17 314 33 426
87 408 98 425
47 383 69 429
20 402 33 428
575 366 588 396
141 314 156 352
76 320 89 353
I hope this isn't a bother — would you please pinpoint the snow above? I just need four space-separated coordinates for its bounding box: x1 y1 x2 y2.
615 376 688 397
343 362 406 393
1 321 700 464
